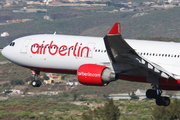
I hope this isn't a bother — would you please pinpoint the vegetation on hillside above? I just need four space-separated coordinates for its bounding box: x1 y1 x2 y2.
1 6 180 47
0 93 179 120
152 99 180 120
81 99 120 120
0 52 7 61
137 36 180 42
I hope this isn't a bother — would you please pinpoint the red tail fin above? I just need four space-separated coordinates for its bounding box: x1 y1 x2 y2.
107 22 121 35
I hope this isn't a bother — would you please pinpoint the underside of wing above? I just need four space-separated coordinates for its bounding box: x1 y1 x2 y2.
104 23 176 81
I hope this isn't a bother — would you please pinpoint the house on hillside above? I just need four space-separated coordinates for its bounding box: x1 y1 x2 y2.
43 73 62 85
108 89 147 100
1 32 9 37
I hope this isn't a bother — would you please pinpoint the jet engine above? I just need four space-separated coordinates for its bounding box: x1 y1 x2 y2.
77 64 116 86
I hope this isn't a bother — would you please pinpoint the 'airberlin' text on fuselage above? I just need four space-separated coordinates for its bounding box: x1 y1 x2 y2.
31 41 89 57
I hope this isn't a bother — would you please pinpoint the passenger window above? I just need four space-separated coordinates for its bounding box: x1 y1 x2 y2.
168 54 170 57
98 50 100 52
174 55 176 58
104 50 106 52
95 50 97 52
144 53 146 55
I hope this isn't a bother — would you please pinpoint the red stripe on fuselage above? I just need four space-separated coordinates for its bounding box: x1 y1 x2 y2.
23 66 77 74
119 74 180 90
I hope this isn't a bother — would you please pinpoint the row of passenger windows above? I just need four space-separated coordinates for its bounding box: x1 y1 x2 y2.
31 45 107 53
95 49 106 53
32 45 76 50
138 52 180 58
30 45 179 57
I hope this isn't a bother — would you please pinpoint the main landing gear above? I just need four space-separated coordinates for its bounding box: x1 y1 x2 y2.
31 70 42 87
146 85 170 106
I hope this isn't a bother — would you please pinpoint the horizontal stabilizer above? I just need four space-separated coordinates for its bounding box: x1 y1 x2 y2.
107 22 121 35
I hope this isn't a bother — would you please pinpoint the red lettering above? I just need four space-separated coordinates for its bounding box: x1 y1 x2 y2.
68 46 74 56
40 41 45 54
30 41 90 57
73 42 78 57
81 47 89 57
31 43 39 54
59 45 67 56
43 44 49 54
77 43 82 57
49 41 58 55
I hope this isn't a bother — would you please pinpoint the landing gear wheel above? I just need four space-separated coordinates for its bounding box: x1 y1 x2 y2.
163 97 170 106
31 80 41 87
147 85 171 106
31 80 37 87
155 96 170 106
36 80 42 87
146 89 157 99
156 96 163 106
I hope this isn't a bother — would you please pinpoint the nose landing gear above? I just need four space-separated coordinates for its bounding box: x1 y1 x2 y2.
146 85 170 106
31 70 42 87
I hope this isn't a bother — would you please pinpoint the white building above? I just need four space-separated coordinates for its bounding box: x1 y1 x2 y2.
1 32 9 37
108 89 168 100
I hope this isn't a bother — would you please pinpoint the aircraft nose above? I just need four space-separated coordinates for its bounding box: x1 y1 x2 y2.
1 46 9 60
1 47 6 57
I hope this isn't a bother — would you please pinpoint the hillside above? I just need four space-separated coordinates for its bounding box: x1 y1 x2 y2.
1 7 180 47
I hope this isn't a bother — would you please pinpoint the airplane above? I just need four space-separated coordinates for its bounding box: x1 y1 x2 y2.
2 22 180 106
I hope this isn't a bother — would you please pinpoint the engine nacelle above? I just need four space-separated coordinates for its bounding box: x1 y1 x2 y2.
77 64 116 86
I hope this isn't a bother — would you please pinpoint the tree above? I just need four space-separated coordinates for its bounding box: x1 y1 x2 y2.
129 91 139 100
81 99 120 120
73 93 78 101
103 99 121 120
152 99 180 120
103 93 109 99
10 79 25 85
43 74 49 80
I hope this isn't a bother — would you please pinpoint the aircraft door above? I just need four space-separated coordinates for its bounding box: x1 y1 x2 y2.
20 38 31 54
84 43 95 58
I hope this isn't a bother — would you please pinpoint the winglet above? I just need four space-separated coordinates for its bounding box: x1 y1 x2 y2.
107 22 121 35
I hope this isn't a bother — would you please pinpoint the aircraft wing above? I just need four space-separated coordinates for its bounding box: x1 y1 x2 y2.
104 23 176 80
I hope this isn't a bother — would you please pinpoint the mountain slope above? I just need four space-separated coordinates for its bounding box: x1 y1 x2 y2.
1 7 180 48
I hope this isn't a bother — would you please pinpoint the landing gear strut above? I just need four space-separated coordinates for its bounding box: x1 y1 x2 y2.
146 85 170 106
31 70 42 87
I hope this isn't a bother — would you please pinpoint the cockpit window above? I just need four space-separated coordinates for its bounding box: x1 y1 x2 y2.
9 42 15 46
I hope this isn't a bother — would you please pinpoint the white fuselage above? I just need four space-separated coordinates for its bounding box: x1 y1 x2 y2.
2 34 180 78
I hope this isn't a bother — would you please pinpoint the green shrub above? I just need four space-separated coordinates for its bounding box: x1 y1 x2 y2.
40 117 46 120
29 113 39 119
